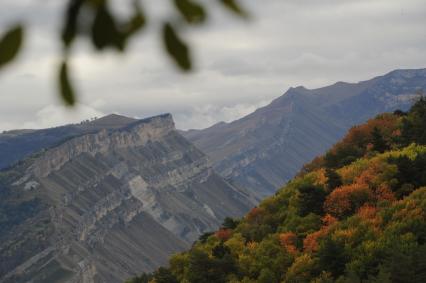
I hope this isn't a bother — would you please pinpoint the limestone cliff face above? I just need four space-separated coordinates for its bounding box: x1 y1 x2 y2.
32 114 175 178
0 114 255 283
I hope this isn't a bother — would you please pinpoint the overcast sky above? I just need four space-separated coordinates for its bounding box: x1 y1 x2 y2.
0 0 425 131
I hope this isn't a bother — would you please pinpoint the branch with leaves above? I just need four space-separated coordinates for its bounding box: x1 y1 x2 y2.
0 0 247 105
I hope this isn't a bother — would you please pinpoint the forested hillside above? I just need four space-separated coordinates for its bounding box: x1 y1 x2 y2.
129 97 426 283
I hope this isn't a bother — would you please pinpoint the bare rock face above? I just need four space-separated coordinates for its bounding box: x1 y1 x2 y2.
0 114 255 283
183 68 426 199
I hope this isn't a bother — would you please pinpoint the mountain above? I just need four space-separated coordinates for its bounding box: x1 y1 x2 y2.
183 68 426 199
0 114 137 170
138 98 426 283
0 114 255 283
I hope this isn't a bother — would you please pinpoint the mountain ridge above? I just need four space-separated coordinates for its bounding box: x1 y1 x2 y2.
183 68 426 199
0 113 255 283
0 113 140 171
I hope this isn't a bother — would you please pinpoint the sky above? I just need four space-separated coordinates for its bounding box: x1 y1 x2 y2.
0 0 425 131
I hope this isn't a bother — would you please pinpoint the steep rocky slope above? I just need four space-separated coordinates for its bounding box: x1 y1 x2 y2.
183 69 426 198
0 114 255 283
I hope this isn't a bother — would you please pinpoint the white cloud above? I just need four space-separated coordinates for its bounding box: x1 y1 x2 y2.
175 99 271 130
16 103 104 130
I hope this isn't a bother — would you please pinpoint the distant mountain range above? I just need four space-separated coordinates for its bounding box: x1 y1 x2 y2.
1 68 425 283
0 114 254 283
183 68 426 199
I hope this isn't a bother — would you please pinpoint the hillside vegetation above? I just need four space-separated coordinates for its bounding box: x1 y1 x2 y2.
129 98 426 283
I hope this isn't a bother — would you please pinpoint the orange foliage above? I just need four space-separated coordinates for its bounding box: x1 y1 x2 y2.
354 158 389 187
324 183 373 218
392 129 401 137
246 207 264 223
303 230 325 252
279 232 298 254
322 214 338 226
298 156 325 176
355 168 376 186
375 184 396 202
327 114 399 157
215 228 232 241
357 205 377 220
345 114 398 145
303 214 337 252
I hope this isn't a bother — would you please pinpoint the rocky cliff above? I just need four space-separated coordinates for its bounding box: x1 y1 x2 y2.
183 68 426 199
0 114 137 170
0 114 255 283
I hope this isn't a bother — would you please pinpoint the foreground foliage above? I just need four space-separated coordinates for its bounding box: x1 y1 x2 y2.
128 98 426 283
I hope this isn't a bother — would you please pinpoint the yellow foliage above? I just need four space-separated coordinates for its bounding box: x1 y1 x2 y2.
338 159 369 184
225 233 245 256
333 228 356 240
285 254 317 283
246 241 258 250
313 168 327 186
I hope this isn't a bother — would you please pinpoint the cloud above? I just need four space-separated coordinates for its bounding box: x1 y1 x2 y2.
1 103 105 131
175 99 271 130
1 0 426 131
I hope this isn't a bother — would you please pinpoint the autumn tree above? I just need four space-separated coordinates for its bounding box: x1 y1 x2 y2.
371 127 388 152
152 267 178 283
297 184 327 216
186 249 226 283
389 153 426 198
401 96 426 146
285 254 319 283
279 232 298 255
222 217 240 230
215 228 232 241
317 237 348 278
325 168 342 191
324 183 373 218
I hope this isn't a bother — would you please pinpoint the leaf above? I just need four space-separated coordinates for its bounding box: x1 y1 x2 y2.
0 25 24 70
174 0 207 24
62 0 84 48
162 22 192 71
122 0 146 37
91 3 124 50
59 61 76 106
218 0 248 18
